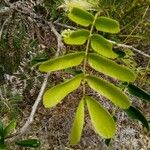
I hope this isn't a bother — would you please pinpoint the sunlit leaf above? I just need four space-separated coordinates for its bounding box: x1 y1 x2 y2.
88 53 136 82
3 120 16 137
15 139 41 148
70 98 85 145
95 17 120 33
68 7 94 26
124 106 149 131
43 74 83 108
64 30 90 45
86 75 131 109
127 84 150 103
39 52 85 72
86 96 116 138
90 34 117 58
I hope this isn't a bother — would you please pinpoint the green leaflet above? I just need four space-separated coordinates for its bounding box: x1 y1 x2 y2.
39 52 85 72
64 30 90 45
43 74 83 108
70 98 85 145
15 139 41 148
95 17 120 33
86 96 116 138
127 84 150 103
124 106 149 131
86 75 131 109
90 34 117 58
3 120 16 137
68 7 94 27
88 53 136 82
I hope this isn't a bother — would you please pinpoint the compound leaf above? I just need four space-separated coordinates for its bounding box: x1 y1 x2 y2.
43 74 83 108
3 120 16 137
86 96 116 138
127 84 150 103
86 75 131 109
88 53 136 82
95 17 120 33
64 30 90 45
68 7 94 27
124 106 149 131
39 52 85 72
90 34 117 58
15 139 40 148
70 98 85 145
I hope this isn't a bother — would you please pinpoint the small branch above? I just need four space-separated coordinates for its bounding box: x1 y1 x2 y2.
108 40 150 58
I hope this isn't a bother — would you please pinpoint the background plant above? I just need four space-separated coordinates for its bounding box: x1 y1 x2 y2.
39 7 149 145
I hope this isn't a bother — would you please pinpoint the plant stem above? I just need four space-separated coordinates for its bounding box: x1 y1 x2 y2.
82 12 100 95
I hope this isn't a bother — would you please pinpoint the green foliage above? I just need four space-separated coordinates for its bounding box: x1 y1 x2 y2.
0 120 16 149
124 106 149 131
95 17 120 33
68 7 94 26
39 52 85 72
86 96 116 138
127 83 150 103
15 139 41 148
3 120 16 137
86 75 131 109
88 53 136 82
43 74 83 108
90 34 117 58
70 99 85 145
38 6 149 145
63 30 90 45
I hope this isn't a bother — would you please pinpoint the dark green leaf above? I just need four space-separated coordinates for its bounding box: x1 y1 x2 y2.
90 34 117 58
95 17 120 33
68 7 94 27
86 75 131 109
15 139 41 148
64 30 90 45
70 98 85 145
127 84 150 103
88 53 136 82
105 139 111 146
124 106 149 131
113 48 126 58
43 74 83 108
39 52 85 72
86 96 116 138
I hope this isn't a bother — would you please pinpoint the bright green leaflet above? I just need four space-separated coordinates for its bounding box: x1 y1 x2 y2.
43 74 83 108
124 106 149 131
88 53 136 82
39 52 85 72
3 120 16 137
86 96 116 138
95 17 120 33
64 30 90 45
86 75 131 109
70 98 85 145
90 34 117 58
68 7 94 27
